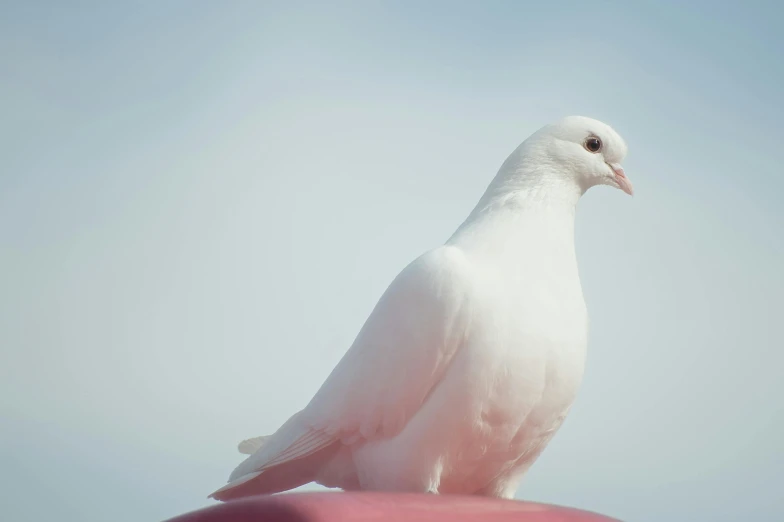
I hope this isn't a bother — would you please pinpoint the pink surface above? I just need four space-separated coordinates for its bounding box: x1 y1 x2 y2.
166 492 619 522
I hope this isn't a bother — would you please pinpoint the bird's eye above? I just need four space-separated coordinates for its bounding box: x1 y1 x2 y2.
584 136 602 153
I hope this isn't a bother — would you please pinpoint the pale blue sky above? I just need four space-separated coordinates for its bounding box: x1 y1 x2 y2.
1 2 782 521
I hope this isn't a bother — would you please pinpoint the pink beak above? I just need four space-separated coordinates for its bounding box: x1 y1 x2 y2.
609 163 633 196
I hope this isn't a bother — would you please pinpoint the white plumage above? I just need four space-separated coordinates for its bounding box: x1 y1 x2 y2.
210 115 632 501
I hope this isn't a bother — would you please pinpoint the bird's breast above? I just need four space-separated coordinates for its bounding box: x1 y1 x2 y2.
456 266 589 439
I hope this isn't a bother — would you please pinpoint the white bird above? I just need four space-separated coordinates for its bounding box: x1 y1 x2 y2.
210 115 632 501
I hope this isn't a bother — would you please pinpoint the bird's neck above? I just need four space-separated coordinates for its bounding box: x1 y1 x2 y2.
447 169 582 262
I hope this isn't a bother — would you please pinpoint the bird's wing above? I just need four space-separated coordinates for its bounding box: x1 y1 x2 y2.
225 246 475 485
308 245 475 439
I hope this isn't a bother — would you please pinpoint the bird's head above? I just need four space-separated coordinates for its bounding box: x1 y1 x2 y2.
528 115 633 196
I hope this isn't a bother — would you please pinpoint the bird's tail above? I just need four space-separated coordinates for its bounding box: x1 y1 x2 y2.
209 411 341 501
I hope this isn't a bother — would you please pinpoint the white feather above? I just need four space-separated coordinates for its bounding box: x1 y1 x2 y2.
237 436 269 455
212 115 632 500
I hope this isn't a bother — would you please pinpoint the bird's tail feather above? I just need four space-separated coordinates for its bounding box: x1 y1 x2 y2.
237 435 270 455
209 410 341 501
209 442 341 501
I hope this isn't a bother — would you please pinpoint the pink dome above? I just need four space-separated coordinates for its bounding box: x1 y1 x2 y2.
166 492 618 522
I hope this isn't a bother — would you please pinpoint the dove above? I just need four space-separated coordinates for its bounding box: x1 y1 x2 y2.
210 115 632 501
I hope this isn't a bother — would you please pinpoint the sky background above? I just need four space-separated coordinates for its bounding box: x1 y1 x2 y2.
1 2 782 521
